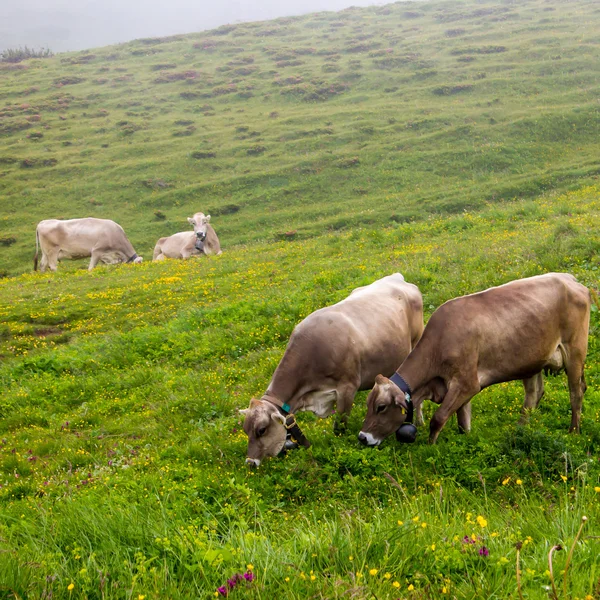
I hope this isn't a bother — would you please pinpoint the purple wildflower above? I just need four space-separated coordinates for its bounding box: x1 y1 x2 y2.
217 586 228 596
244 571 255 582
479 546 489 557
462 535 475 545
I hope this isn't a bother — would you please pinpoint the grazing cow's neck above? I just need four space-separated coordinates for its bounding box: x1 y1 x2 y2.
398 338 437 394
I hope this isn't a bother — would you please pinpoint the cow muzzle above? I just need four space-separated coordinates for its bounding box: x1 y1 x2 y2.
246 457 261 468
358 431 381 446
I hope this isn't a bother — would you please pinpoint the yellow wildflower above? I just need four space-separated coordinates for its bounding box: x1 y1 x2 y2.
594 487 600 493
384 573 392 580
285 577 290 582
561 475 567 482
516 479 523 485
502 478 510 485
408 584 415 591
310 575 316 581
412 515 420 522
431 544 436 551
476 516 487 528
397 520 404 526
393 581 400 588
421 522 427 528
442 586 448 593
246 564 254 571
68 584 74 591
369 568 378 576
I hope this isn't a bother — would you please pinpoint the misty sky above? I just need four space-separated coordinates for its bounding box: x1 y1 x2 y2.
0 0 393 54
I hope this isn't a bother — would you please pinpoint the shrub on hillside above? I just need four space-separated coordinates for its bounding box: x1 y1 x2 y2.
0 236 17 246
191 151 216 159
1 47 53 63
246 145 266 156
432 84 473 95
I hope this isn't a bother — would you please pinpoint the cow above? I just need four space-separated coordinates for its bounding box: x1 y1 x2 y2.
34 217 143 272
239 273 424 467
359 273 591 446
153 213 222 261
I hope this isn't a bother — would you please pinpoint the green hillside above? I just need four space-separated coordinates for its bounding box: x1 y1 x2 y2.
1 0 600 273
1 0 600 598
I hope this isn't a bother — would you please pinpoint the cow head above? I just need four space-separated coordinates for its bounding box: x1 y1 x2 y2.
133 256 143 264
187 212 211 242
358 375 412 446
239 399 287 467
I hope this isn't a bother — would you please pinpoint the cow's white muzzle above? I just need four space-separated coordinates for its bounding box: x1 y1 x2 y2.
358 431 382 446
246 457 261 468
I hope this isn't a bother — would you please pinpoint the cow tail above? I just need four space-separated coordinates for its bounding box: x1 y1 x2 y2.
33 227 40 271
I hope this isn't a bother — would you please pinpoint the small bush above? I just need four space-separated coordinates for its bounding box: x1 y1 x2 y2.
336 156 360 168
246 145 266 156
210 204 241 216
154 210 167 220
432 84 473 95
1 47 53 63
191 151 216 159
54 77 85 86
0 237 17 247
150 63 177 71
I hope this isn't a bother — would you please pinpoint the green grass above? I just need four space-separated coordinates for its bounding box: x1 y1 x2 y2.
1 0 600 598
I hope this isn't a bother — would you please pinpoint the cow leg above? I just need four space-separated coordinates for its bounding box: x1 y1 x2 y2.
154 253 167 261
519 372 545 424
88 250 102 270
456 401 472 434
566 354 586 433
333 385 356 435
44 248 59 272
429 379 479 444
415 403 425 427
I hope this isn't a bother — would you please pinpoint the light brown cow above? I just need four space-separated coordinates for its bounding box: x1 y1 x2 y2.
34 218 143 272
153 213 222 260
359 273 591 446
240 273 424 466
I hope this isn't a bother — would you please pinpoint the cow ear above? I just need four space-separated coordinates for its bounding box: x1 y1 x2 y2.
187 217 194 225
205 215 211 222
392 390 408 413
271 412 286 426
238 408 249 416
375 374 387 386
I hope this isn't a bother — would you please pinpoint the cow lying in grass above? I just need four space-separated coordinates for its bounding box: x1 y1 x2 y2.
240 273 424 466
359 273 591 446
153 212 222 260
34 217 142 272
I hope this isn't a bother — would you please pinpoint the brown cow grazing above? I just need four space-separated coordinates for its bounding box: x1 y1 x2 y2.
239 273 424 467
34 218 142 272
359 273 591 446
153 213 222 261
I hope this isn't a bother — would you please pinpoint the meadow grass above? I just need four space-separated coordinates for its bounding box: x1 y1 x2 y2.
1 0 600 598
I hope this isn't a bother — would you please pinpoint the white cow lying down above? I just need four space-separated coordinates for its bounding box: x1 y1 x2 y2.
34 217 143 272
153 213 222 260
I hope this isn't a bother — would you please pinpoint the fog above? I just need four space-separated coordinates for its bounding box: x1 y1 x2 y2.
0 0 392 54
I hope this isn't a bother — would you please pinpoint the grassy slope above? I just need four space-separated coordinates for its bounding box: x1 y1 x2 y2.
0 0 600 598
1 0 600 273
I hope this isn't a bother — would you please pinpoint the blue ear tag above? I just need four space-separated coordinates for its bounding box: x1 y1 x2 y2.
281 403 291 414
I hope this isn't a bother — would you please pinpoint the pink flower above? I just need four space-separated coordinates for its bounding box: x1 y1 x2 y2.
244 572 255 582
479 546 489 557
217 586 228 596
